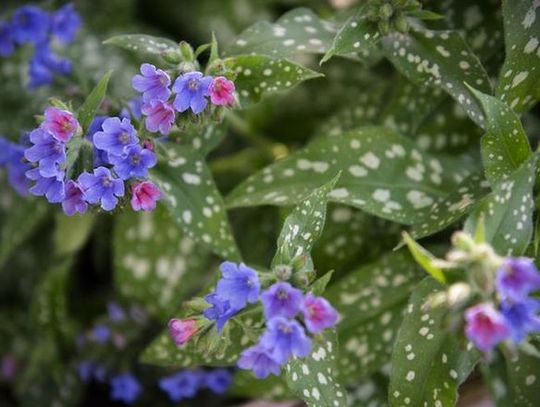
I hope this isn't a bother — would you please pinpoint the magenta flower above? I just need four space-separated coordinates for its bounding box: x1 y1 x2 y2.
496 257 540 301
130 181 162 212
260 317 312 363
237 343 282 379
210 76 235 106
168 319 198 347
141 100 175 135
132 63 171 103
62 180 88 216
302 294 339 334
41 107 79 142
464 303 510 352
261 282 303 320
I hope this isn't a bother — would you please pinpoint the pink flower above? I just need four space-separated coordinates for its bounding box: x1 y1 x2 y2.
302 294 339 334
131 181 162 212
141 100 176 135
465 303 510 352
209 76 235 106
41 107 79 142
168 318 198 347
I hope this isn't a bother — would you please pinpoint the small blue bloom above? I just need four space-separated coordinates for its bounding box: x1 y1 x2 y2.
92 324 111 343
496 257 540 301
237 343 282 379
51 3 81 44
110 373 142 404
78 361 94 382
501 299 540 343
11 6 50 45
120 98 143 122
132 63 171 103
7 152 32 196
0 137 14 166
203 292 238 332
77 166 124 211
0 22 15 57
93 117 138 156
109 144 157 180
87 116 111 167
172 71 212 114
24 128 66 177
261 282 303 320
204 369 232 394
159 370 203 401
26 167 65 203
107 302 126 322
215 261 260 310
28 43 72 88
260 317 312 364
62 180 87 216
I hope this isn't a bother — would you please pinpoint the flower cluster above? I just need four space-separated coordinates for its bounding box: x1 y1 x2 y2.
159 368 232 402
465 257 540 352
168 261 339 379
132 63 235 135
0 4 81 88
23 106 162 215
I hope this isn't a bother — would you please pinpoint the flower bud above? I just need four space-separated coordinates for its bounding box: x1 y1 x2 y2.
379 3 394 19
168 318 199 347
274 264 292 281
447 282 472 308
179 41 195 62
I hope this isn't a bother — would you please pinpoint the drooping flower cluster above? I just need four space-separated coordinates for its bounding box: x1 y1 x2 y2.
132 63 236 135
0 4 81 88
464 257 540 352
168 261 339 379
159 368 232 402
23 106 162 215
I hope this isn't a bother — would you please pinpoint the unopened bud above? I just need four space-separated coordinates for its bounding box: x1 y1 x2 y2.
447 283 471 307
274 264 292 281
179 41 195 62
379 3 394 19
393 14 409 32
162 49 183 64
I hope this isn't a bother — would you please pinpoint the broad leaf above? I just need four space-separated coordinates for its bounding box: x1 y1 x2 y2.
77 71 112 131
53 213 95 257
505 348 540 406
230 372 291 401
104 34 178 57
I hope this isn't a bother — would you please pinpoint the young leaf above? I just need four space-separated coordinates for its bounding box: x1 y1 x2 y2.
104 34 178 57
402 232 446 283
77 71 112 131
496 0 540 113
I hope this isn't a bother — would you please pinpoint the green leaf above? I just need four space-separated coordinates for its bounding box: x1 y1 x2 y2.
496 0 540 113
481 351 515 407
402 232 446 283
114 205 210 318
53 214 95 257
175 122 227 156
272 175 339 266
505 348 540 406
464 156 537 256
382 28 491 127
222 55 323 107
226 126 474 225
226 8 336 58
150 143 240 260
104 34 178 57
468 86 532 184
77 71 112 131
230 372 291 401
388 278 479 407
285 329 348 407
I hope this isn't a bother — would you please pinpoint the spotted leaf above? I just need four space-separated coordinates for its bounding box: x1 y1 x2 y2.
104 34 178 57
230 372 291 401
496 0 540 113
388 278 479 407
150 143 240 260
505 347 540 407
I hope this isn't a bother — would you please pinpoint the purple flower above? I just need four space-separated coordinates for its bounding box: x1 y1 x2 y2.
41 107 78 143
464 303 510 352
302 294 340 334
501 299 540 343
87 116 111 167
132 63 171 103
26 167 65 203
141 99 175 135
0 137 14 166
203 292 238 332
109 144 157 180
237 343 282 379
28 44 72 88
215 261 260 310
260 317 312 363
51 3 81 44
92 324 110 343
168 319 198 347
120 98 143 122
261 282 303 320
0 22 15 57
107 302 126 322
93 117 138 156
24 128 66 176
110 373 142 404
159 370 202 401
172 71 212 114
11 6 50 45
7 154 32 196
78 361 94 382
77 167 124 211
62 180 87 216
496 257 540 301
130 181 162 212
204 369 232 394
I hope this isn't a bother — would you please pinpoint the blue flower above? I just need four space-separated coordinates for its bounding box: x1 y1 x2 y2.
77 166 124 211
237 343 282 379
78 361 94 382
159 370 202 401
501 299 540 343
109 144 157 180
107 302 126 322
51 3 81 44
215 261 260 310
172 71 212 114
62 180 87 216
92 324 111 343
28 43 72 88
260 317 312 364
87 116 111 167
261 282 303 320
120 98 143 122
132 63 171 103
110 373 142 404
26 167 65 203
204 369 232 394
0 22 15 57
203 292 238 332
93 117 138 156
11 6 50 45
24 128 66 177
496 257 540 301
0 137 31 196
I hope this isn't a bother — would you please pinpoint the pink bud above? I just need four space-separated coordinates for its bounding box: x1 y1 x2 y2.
168 318 198 346
302 294 340 334
131 181 162 212
210 76 235 106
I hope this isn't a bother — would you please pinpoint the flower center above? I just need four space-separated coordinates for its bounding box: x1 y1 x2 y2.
188 79 199 90
277 289 288 300
130 154 141 165
279 323 292 334
101 176 112 188
119 132 130 144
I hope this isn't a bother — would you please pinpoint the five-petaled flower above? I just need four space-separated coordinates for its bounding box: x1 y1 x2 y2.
237 343 282 379
172 71 212 114
210 76 236 106
41 107 79 142
261 282 303 319
496 257 540 302
130 181 162 212
464 303 510 352
93 117 138 156
77 166 125 211
302 293 340 334
141 99 176 135
260 316 312 363
109 373 142 404
215 261 261 310
132 63 171 103
109 144 157 180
